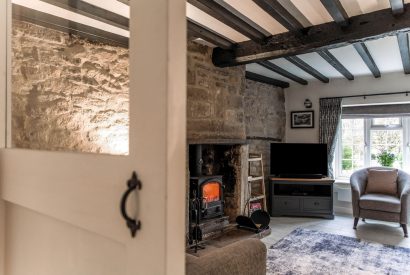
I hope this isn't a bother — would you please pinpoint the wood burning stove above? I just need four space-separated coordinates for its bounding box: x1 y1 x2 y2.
188 144 229 249
190 176 224 221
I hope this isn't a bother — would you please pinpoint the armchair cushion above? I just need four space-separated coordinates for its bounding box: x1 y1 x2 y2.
359 194 401 213
365 168 398 196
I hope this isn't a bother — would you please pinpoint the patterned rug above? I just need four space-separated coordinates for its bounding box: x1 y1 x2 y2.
267 228 410 274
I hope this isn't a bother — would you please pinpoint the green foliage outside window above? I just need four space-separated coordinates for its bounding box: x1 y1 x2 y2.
376 150 396 167
342 160 352 170
343 146 352 159
342 146 353 170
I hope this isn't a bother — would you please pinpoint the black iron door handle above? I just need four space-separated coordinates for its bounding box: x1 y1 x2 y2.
120 172 142 238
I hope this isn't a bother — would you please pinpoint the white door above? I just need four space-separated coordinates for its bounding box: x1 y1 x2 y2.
0 0 186 274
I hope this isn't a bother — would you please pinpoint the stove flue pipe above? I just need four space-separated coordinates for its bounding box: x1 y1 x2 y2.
195 144 203 176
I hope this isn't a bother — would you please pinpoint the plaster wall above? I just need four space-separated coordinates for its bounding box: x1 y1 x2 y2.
285 73 410 143
285 72 410 212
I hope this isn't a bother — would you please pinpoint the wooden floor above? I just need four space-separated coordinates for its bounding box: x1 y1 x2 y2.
262 214 410 248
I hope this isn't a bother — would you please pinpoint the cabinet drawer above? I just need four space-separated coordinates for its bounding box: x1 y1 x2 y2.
273 198 300 212
303 198 331 212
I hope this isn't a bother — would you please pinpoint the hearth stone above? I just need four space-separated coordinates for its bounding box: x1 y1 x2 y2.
190 216 230 240
186 225 271 256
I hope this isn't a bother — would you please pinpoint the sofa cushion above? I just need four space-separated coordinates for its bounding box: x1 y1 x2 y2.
186 238 266 275
359 194 401 213
365 168 398 196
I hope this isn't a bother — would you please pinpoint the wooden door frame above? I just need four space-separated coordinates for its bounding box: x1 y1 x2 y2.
0 1 9 274
0 0 187 274
163 0 187 273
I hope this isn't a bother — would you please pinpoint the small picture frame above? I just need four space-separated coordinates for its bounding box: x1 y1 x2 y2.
291 111 314 128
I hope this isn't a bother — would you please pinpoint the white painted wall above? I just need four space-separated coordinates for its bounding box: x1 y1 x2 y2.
285 71 410 214
285 72 410 143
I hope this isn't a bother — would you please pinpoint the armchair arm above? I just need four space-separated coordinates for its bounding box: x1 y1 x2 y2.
399 172 410 224
350 169 367 218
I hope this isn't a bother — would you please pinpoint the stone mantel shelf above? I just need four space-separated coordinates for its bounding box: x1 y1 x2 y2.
188 139 248 145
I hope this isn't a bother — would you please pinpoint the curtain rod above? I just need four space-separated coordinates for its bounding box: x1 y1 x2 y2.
321 91 410 100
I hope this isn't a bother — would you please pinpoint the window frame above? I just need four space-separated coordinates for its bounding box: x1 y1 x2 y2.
335 117 410 179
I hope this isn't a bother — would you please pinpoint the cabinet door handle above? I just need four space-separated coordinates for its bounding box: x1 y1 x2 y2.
120 172 142 238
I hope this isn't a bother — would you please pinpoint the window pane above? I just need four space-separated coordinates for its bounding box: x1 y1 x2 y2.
340 119 365 177
372 117 401 127
370 129 403 168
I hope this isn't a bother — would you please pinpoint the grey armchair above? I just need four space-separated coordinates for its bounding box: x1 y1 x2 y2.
350 167 410 237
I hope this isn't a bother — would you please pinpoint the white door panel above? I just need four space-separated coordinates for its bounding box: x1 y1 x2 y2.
1 151 135 243
0 0 186 274
5 203 127 275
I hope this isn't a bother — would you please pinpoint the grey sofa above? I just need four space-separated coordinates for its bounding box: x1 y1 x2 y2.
350 167 410 237
186 238 267 275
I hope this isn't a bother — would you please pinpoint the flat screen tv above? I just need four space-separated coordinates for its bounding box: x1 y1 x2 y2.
270 143 328 178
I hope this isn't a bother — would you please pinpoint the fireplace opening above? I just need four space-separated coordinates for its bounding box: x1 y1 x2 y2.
189 144 246 222
188 143 247 243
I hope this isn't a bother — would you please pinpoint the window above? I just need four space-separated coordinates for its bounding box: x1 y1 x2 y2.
336 116 410 178
339 119 365 178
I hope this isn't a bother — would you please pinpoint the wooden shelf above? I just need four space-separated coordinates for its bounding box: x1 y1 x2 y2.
269 177 334 184
250 194 265 202
248 176 263 182
270 178 335 219
248 157 262 162
246 153 267 214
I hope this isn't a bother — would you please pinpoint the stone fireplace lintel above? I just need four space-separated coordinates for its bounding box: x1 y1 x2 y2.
187 139 248 145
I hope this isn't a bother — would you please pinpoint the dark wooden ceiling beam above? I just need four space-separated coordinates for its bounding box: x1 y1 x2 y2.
187 19 235 50
285 56 329 83
257 60 308 85
12 4 128 47
320 0 349 26
353 43 381 78
41 0 129 30
188 0 266 42
390 0 404 15
212 4 410 67
397 32 410 74
318 50 354 80
252 0 304 31
245 71 290 88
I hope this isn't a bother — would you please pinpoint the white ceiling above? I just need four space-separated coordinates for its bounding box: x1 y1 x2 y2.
246 35 408 87
11 0 410 87
186 0 410 40
186 0 410 87
12 0 130 37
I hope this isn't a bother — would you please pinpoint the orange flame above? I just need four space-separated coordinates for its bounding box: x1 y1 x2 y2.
202 182 220 203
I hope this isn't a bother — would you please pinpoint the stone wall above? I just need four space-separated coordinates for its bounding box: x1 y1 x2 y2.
186 41 286 225
12 20 129 155
187 42 246 141
244 79 286 185
187 41 285 145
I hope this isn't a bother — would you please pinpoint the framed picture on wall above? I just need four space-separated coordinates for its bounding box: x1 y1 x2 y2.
291 111 314 128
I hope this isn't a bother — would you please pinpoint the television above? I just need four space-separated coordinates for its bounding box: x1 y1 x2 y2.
270 143 328 178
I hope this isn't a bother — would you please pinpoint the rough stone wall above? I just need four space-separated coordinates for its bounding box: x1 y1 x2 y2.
244 79 285 140
244 79 286 193
186 41 286 217
12 20 129 155
187 41 246 141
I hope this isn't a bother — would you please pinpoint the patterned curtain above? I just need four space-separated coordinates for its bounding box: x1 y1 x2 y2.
319 98 342 179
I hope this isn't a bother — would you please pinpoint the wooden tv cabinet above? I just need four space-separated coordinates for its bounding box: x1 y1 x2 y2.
269 177 335 219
